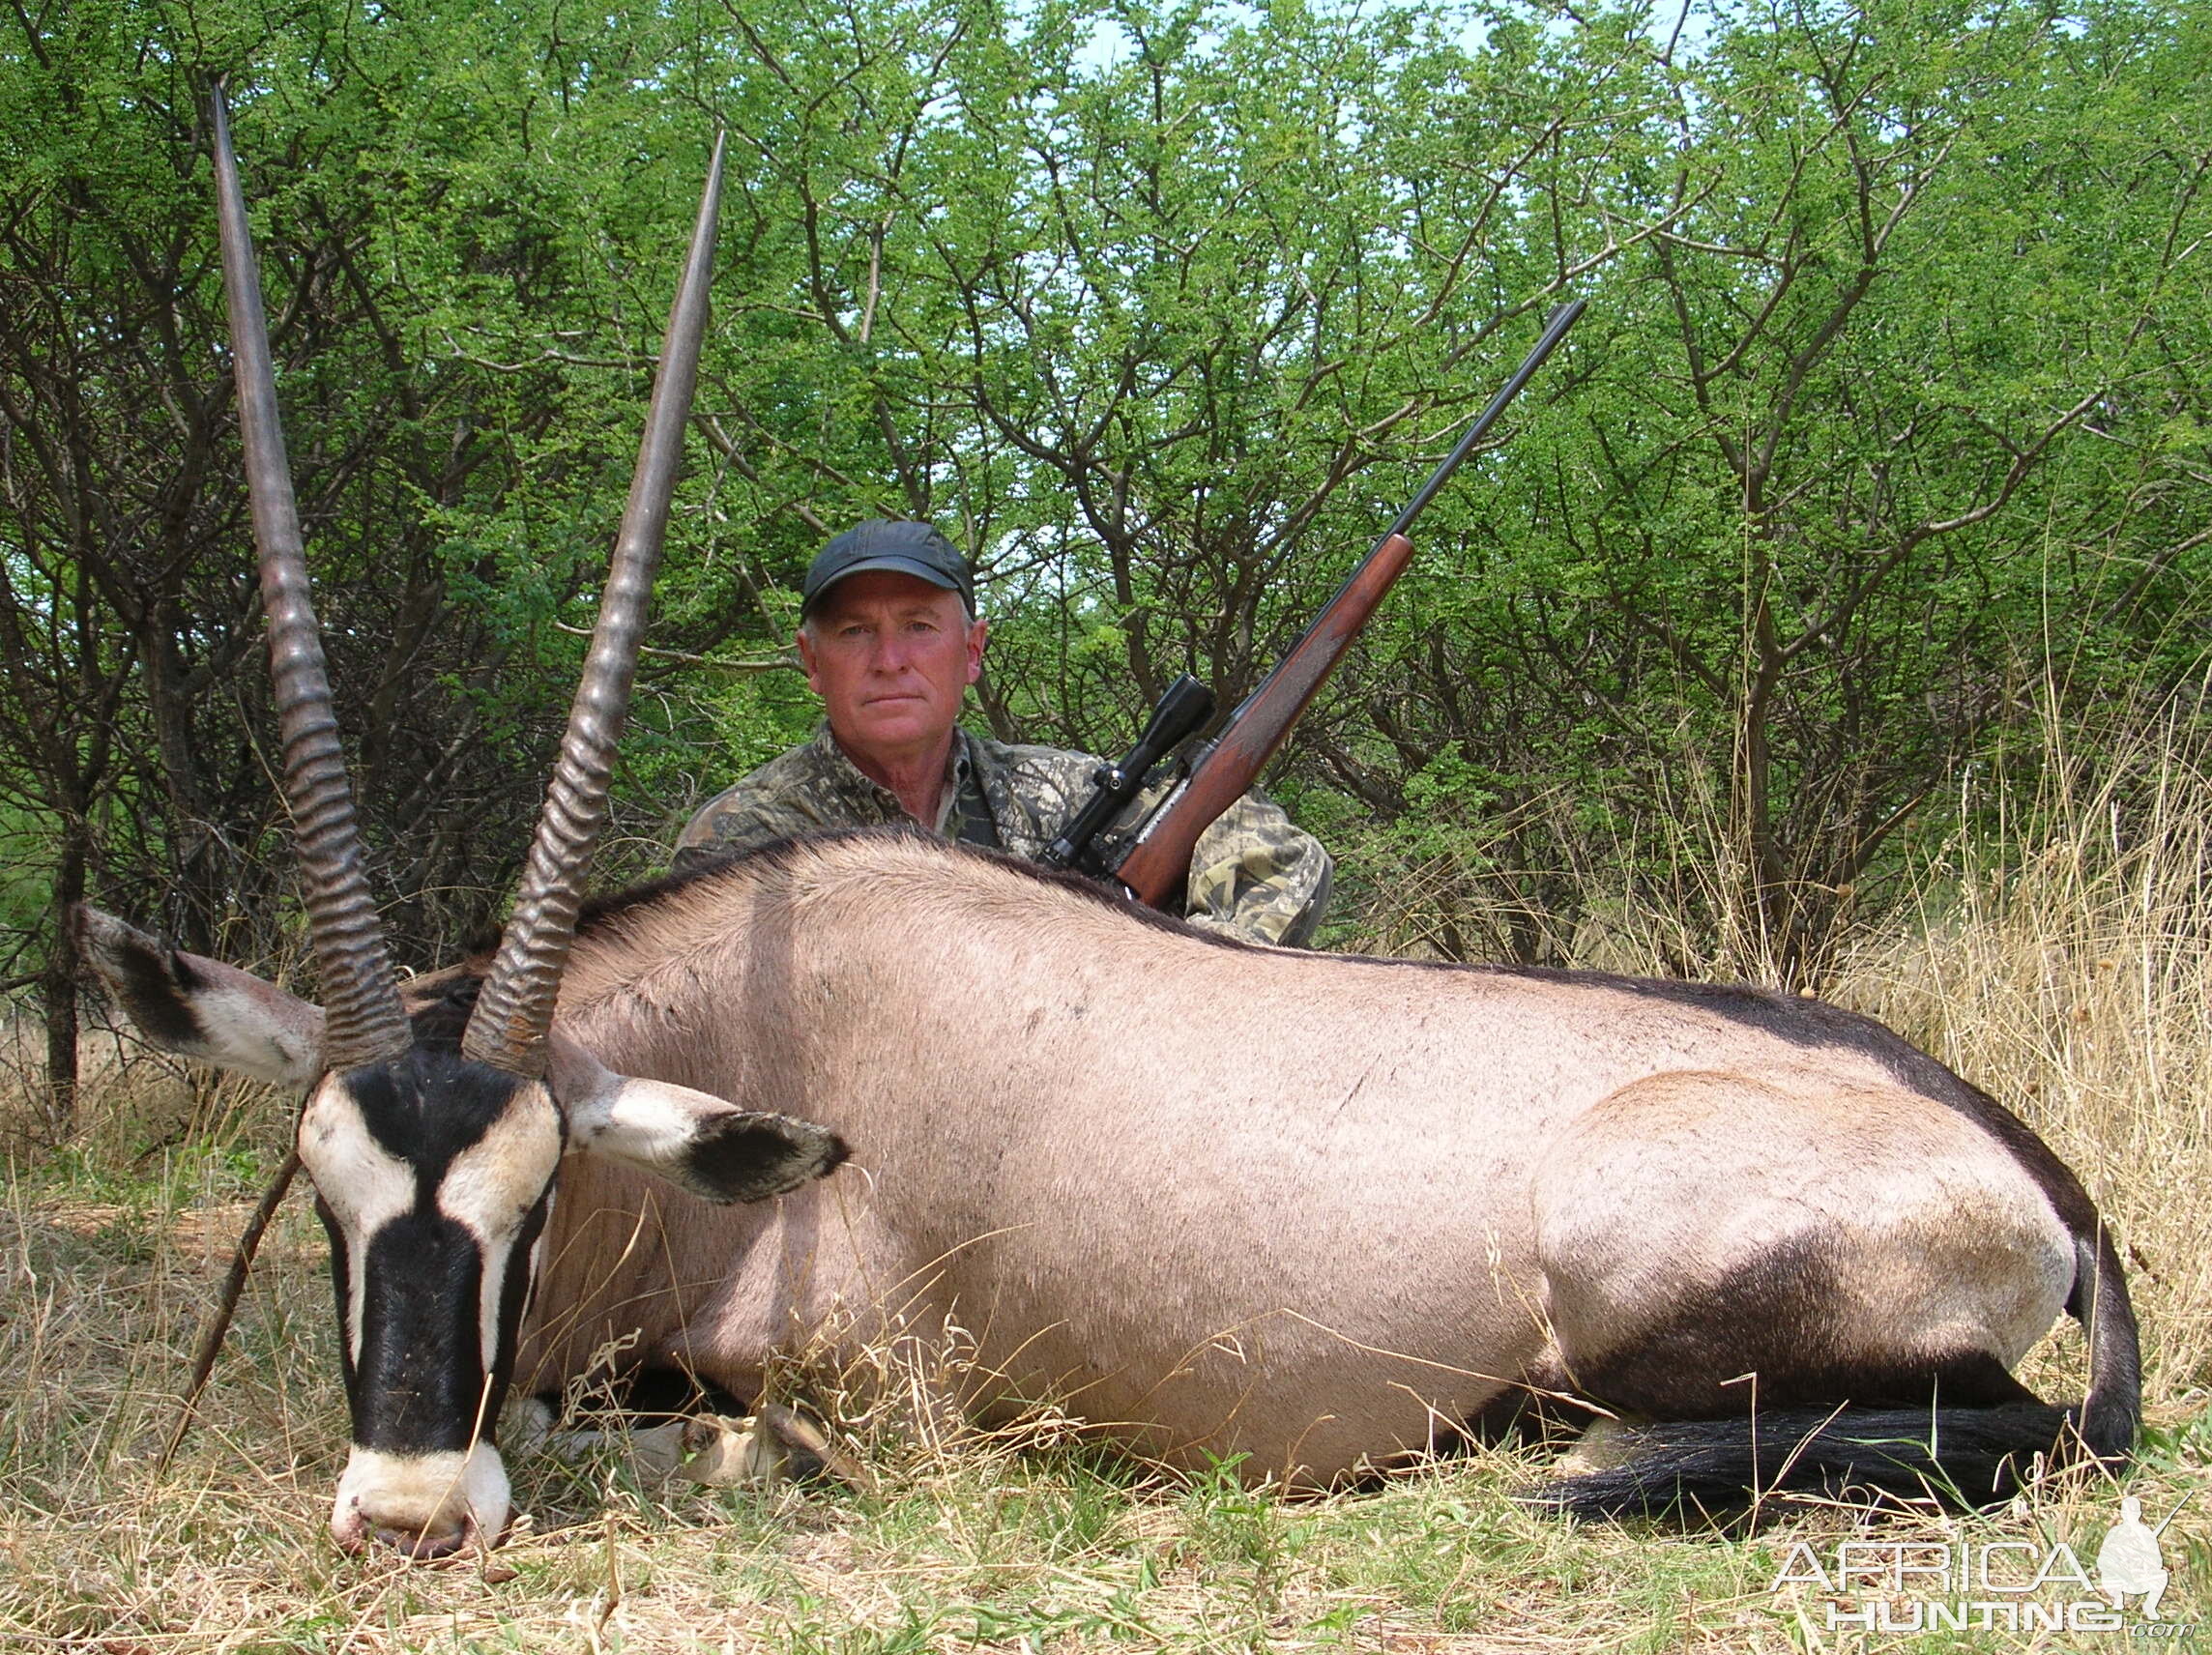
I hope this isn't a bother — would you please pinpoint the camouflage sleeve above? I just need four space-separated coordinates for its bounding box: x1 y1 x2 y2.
1182 790 1333 947
671 781 837 872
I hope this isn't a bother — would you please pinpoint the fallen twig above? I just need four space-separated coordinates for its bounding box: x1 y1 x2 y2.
159 1147 301 1473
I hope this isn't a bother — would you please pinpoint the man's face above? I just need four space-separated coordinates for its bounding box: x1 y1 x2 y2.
798 571 987 761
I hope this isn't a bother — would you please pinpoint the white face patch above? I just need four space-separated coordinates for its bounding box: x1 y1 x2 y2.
298 1077 415 1363
433 1089 562 1379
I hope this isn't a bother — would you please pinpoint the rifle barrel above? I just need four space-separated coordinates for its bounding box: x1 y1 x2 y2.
1387 298 1585 538
1108 298 1586 910
1226 297 1586 729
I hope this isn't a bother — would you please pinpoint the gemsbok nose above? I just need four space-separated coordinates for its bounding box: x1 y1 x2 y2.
330 1442 511 1557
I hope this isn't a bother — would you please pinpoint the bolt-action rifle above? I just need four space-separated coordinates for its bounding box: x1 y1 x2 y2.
1040 298 1586 908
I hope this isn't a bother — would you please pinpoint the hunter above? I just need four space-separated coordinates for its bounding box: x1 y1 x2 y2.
674 519 1333 945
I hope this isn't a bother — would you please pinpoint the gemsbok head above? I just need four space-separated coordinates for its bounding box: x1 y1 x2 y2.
90 91 847 1558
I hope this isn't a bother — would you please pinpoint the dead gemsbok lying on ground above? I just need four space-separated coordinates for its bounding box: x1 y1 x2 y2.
87 823 2144 1552
79 96 2138 1559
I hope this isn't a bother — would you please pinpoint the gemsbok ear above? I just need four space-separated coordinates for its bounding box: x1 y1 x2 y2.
544 1031 849 1205
73 905 327 1091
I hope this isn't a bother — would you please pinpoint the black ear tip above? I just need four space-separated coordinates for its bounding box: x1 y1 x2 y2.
685 1112 850 1203
73 906 205 1050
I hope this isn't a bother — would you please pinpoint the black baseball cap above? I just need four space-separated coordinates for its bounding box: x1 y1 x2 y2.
800 519 975 617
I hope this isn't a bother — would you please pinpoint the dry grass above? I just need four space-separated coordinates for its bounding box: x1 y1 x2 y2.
4 720 2211 1651
1833 745 2212 1408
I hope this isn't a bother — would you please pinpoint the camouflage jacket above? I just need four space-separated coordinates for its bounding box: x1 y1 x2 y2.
674 722 1332 946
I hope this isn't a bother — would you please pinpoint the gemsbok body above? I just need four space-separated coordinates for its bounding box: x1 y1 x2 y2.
86 825 2140 1553
81 94 2137 1558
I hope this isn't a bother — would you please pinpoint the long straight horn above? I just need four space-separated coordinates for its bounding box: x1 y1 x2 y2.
463 132 728 1077
211 85 413 1073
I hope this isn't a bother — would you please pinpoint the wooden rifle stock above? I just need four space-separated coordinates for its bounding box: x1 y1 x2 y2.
1115 533 1413 906
1107 299 1586 911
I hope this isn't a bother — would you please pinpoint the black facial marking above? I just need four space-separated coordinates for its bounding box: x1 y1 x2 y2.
318 1047 558 1456
346 1047 528 1176
356 1210 488 1454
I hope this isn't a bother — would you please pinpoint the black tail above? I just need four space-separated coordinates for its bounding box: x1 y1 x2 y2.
2068 1221 2141 1461
1525 1222 2142 1521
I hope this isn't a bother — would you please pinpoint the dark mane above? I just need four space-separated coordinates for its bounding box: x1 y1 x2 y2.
564 828 2006 1121
406 970 485 1053
570 825 1254 950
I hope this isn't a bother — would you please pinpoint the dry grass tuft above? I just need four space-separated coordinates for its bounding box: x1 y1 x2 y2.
5 715 2210 1649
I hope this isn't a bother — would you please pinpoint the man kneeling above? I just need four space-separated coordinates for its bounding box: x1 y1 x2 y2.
676 519 1331 945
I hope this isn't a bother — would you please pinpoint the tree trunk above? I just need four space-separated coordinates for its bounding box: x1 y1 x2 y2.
42 834 86 1143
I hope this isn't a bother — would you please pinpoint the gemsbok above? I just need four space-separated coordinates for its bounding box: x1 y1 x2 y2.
76 95 2139 1559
